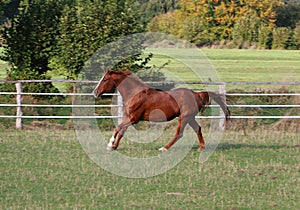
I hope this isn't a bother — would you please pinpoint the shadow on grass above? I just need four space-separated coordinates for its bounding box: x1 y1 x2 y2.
113 142 299 153
214 143 299 151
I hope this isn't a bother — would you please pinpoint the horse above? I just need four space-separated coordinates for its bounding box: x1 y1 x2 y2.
93 70 230 152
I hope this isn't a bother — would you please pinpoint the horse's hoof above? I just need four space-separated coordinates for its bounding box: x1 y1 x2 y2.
159 147 168 152
106 146 114 151
198 146 205 152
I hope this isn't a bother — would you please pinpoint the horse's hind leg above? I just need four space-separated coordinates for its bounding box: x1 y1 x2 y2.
159 116 189 151
189 118 205 152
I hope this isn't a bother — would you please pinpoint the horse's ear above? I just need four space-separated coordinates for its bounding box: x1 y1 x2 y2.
106 69 113 75
124 69 132 75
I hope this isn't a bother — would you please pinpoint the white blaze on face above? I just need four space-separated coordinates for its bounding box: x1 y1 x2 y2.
93 76 104 98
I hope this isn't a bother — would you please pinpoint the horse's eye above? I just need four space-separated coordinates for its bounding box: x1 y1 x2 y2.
103 79 108 82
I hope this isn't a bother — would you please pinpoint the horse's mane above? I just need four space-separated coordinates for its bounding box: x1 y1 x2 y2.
108 69 132 76
122 69 132 76
111 70 148 87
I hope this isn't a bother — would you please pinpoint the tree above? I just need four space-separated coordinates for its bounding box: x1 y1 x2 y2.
147 11 179 35
147 0 285 47
213 1 238 40
276 0 300 28
148 0 221 44
0 0 20 24
293 21 300 49
232 11 260 47
1 0 73 92
243 0 283 27
51 0 145 80
258 23 273 49
272 27 292 49
139 0 180 25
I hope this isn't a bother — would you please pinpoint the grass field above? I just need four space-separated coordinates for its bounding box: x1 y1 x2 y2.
1 127 299 209
145 48 300 91
203 49 300 83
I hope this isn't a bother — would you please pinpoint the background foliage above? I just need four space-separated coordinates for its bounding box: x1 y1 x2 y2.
50 0 146 80
147 0 300 49
0 0 149 92
0 0 74 92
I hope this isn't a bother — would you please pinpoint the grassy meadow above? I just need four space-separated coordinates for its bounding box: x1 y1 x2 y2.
0 47 8 80
203 49 300 83
145 48 300 91
0 49 300 209
0 128 299 209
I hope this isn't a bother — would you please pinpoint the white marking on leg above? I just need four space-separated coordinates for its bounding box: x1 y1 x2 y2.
158 147 168 152
106 135 115 151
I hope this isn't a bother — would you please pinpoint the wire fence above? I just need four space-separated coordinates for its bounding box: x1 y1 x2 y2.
0 80 299 129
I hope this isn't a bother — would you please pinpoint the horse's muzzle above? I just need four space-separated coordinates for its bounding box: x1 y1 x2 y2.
93 90 100 99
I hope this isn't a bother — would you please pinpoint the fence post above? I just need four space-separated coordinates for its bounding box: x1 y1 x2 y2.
15 82 23 129
117 91 123 125
219 85 226 131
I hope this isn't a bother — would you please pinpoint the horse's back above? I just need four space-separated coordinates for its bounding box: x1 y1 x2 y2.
169 88 208 114
126 88 179 121
128 87 206 121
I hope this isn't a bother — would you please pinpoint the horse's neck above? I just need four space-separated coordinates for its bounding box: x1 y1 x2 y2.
115 75 149 101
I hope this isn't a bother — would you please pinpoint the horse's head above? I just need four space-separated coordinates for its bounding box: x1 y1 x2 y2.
93 70 116 98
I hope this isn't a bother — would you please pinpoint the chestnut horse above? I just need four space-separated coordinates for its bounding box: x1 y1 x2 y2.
93 70 230 152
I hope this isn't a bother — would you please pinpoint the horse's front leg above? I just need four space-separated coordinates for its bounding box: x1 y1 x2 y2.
107 111 128 151
111 121 132 150
106 126 120 151
107 117 134 151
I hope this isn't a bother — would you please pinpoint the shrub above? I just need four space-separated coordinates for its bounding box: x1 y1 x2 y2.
258 23 273 49
293 21 300 49
272 27 292 49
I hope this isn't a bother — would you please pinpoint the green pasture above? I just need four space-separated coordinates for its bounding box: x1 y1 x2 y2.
1 127 299 209
145 49 300 91
0 47 8 79
203 49 300 81
0 60 7 78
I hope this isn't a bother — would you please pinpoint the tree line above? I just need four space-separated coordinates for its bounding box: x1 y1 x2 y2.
147 0 300 49
0 0 300 93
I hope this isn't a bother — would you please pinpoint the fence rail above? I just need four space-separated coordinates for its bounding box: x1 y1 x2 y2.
1 104 299 108
0 116 299 119
1 79 300 85
0 80 299 129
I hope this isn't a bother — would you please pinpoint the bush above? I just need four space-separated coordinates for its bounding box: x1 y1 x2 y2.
272 27 292 49
232 12 260 48
258 23 273 49
293 21 300 49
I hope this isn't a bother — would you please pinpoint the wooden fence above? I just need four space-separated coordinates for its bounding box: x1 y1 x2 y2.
0 80 299 129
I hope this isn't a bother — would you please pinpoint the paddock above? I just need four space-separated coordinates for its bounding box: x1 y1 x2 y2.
1 124 299 209
0 79 299 208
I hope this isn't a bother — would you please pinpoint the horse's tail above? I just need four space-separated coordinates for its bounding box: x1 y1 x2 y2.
197 91 230 121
